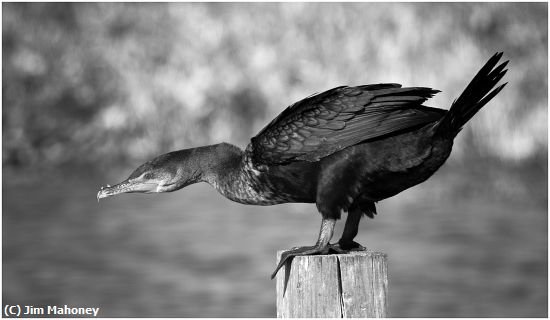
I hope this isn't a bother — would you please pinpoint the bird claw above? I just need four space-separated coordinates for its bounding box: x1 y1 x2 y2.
271 242 367 279
271 245 329 279
327 242 366 253
327 243 347 254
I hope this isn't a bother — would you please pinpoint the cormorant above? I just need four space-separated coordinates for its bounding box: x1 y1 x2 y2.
97 53 508 279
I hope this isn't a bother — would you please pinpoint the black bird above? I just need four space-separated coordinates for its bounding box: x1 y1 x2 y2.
97 53 508 279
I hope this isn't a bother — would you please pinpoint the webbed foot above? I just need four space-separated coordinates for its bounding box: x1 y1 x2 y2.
326 241 365 254
271 241 367 279
337 240 366 251
271 245 330 279
272 218 337 279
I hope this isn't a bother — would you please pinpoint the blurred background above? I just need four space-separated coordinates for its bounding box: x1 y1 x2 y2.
2 2 547 317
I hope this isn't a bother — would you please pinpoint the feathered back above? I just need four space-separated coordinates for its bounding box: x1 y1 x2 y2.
248 84 445 165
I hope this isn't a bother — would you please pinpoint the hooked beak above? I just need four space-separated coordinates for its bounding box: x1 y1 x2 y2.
97 179 159 202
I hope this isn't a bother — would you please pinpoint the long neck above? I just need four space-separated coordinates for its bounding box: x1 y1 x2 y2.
182 144 316 205
195 143 276 204
195 142 245 185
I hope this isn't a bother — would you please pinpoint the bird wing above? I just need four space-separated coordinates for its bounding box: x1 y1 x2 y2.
247 84 445 165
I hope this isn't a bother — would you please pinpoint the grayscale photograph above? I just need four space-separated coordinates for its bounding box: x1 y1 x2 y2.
2 2 547 318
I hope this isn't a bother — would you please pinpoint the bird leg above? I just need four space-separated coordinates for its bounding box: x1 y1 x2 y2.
271 218 336 279
336 207 366 251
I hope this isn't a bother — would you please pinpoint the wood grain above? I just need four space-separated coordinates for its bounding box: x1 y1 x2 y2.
276 250 388 318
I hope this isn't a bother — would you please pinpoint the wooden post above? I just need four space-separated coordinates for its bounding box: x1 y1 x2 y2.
276 250 388 318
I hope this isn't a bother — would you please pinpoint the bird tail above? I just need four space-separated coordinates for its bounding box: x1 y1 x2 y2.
435 52 508 138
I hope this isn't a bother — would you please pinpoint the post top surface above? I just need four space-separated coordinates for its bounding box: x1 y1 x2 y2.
276 249 387 259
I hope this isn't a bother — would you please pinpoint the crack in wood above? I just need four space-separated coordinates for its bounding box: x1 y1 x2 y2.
336 256 345 318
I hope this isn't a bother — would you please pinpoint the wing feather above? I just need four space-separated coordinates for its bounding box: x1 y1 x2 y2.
248 84 445 165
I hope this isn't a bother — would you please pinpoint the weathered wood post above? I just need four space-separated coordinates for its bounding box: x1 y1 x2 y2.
276 250 388 318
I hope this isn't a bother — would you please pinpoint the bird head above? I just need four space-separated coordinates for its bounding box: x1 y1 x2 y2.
97 150 202 201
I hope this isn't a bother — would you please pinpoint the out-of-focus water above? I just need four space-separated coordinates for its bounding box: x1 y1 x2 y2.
3 163 547 317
